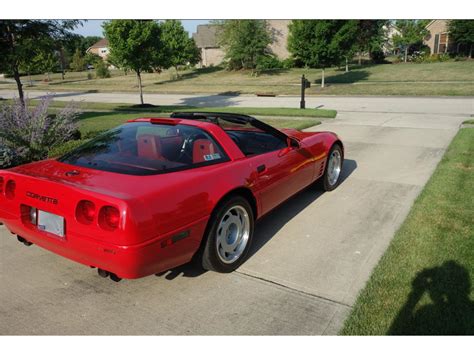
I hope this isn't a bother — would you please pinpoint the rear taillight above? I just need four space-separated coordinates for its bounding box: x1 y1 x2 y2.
99 206 120 230
5 180 16 199
76 200 96 225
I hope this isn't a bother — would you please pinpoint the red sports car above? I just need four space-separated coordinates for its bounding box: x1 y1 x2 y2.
0 112 343 281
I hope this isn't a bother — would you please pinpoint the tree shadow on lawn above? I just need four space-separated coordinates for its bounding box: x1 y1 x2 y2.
315 70 370 85
156 158 358 280
153 66 223 86
179 93 242 108
388 260 474 335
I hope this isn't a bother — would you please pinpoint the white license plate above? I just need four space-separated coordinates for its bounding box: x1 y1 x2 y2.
38 210 65 238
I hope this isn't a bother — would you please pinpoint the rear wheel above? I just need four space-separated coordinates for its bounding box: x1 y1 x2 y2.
319 144 343 191
201 195 254 273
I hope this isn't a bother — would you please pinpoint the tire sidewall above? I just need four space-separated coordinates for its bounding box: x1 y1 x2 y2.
202 195 255 273
323 144 343 191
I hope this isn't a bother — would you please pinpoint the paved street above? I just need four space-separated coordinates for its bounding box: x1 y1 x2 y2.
0 91 472 334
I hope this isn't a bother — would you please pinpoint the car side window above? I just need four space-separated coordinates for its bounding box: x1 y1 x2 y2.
225 130 287 156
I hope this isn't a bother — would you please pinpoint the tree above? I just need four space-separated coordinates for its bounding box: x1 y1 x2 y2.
103 20 165 105
218 20 272 71
0 20 81 104
448 20 474 58
288 20 359 88
34 49 58 81
161 20 200 76
353 20 388 65
70 48 86 71
392 20 429 63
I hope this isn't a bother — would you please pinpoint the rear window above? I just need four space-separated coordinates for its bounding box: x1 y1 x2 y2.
59 122 228 175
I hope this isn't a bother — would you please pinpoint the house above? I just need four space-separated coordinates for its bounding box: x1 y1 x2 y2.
267 20 291 60
192 21 292 67
86 38 110 60
382 23 401 55
192 25 225 67
423 20 456 55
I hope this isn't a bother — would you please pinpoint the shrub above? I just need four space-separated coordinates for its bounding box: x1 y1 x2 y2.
256 55 283 71
0 97 80 166
95 61 111 78
0 144 19 169
370 49 386 64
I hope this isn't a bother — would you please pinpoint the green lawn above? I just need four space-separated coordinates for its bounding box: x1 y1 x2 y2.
341 127 474 335
2 61 473 96
22 99 337 119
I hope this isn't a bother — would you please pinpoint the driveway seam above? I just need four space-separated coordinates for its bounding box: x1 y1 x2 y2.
235 270 352 308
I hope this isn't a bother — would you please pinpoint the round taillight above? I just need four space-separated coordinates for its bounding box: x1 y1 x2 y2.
5 180 16 199
99 206 120 230
76 200 96 224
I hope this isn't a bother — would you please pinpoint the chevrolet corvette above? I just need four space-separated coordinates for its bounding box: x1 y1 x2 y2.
0 112 344 281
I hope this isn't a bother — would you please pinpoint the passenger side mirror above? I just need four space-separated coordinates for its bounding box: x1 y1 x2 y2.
288 137 300 149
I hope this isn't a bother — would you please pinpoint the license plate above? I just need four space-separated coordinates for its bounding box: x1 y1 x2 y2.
38 210 65 238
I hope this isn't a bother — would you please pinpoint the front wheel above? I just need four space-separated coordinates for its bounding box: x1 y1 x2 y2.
319 144 343 191
201 195 254 273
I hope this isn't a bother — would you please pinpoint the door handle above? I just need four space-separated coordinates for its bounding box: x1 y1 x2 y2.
257 164 266 173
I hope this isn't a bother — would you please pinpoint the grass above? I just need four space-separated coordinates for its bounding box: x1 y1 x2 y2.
463 119 474 124
1 61 473 96
21 99 337 119
341 127 474 335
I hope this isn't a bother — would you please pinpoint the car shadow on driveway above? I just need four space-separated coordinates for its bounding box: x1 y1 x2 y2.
248 158 357 259
156 159 357 280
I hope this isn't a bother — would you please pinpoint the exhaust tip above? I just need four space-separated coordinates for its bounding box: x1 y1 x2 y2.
17 236 33 246
97 268 122 282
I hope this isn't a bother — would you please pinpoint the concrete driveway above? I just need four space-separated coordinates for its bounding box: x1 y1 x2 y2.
0 93 472 335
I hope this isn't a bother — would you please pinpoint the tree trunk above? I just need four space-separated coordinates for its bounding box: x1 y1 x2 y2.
404 47 408 63
136 70 144 105
470 44 473 59
175 65 180 79
345 57 349 73
321 68 325 88
28 72 32 86
13 69 24 104
6 24 24 105
358 52 362 65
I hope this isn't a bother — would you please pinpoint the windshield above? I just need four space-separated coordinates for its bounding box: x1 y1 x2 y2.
59 122 228 175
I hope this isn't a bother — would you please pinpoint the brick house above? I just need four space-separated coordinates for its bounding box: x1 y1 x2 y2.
423 20 456 55
192 25 226 67
86 38 110 60
192 20 292 67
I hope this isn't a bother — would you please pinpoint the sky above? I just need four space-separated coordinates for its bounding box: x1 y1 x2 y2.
73 20 210 38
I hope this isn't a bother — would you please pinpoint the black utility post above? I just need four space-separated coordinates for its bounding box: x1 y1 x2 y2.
300 75 311 109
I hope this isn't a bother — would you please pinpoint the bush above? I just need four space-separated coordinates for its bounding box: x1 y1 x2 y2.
0 144 19 169
370 50 386 64
95 61 111 78
256 55 282 70
0 97 80 166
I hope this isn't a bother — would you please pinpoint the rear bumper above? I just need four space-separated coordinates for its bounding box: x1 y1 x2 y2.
0 209 207 279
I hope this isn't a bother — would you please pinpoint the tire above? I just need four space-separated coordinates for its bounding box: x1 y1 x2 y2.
201 195 255 273
318 144 343 191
